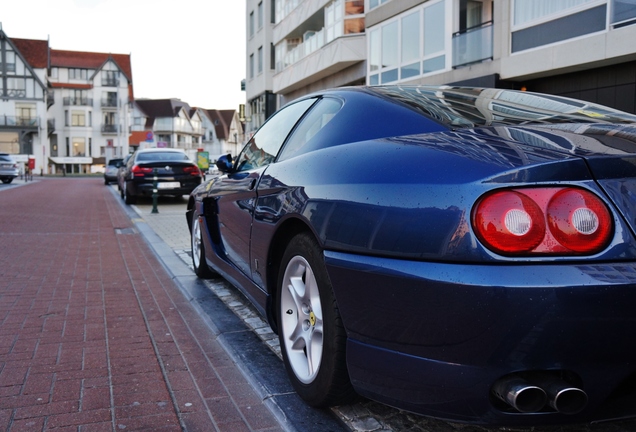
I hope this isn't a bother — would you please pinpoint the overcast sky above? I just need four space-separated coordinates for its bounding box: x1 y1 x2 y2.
2 0 247 110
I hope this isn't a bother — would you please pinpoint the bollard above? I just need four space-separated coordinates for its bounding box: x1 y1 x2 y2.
151 168 159 214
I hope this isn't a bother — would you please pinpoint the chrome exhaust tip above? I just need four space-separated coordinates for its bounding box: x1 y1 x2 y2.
543 381 588 415
492 377 547 413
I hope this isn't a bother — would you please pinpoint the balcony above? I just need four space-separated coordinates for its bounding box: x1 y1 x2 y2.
101 79 119 87
101 98 119 108
101 124 119 134
277 28 326 72
0 115 39 130
48 119 55 134
63 97 93 106
452 21 493 68
273 33 366 94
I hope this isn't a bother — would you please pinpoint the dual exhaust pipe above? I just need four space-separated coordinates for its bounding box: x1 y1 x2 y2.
492 374 588 415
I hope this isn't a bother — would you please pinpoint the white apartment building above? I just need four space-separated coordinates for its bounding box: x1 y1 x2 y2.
0 25 133 174
366 0 636 114
246 0 279 136
246 0 636 125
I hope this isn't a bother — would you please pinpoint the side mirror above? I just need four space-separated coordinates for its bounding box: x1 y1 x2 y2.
216 154 233 173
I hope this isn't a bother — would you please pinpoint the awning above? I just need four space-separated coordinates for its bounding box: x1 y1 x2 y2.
49 157 93 165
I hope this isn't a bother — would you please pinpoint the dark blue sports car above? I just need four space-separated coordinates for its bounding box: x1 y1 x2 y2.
186 86 636 426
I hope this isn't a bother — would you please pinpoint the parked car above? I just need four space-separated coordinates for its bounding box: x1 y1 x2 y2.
116 154 132 191
186 85 636 426
118 148 202 204
103 158 123 185
0 153 19 184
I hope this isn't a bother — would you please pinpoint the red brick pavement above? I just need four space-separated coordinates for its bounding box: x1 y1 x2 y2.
0 178 282 431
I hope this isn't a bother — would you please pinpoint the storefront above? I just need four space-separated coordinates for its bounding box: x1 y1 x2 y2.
48 157 93 175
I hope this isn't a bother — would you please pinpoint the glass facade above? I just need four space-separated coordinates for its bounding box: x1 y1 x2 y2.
368 0 445 85
275 0 365 73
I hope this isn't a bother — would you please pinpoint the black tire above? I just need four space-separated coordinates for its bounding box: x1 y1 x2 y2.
277 232 356 407
191 211 216 278
124 182 136 205
104 178 109 185
2 178 13 184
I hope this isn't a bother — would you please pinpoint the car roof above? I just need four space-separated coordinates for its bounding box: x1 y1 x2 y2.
304 85 636 129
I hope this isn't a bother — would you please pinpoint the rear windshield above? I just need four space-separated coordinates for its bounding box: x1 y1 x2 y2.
371 86 636 128
107 159 123 166
136 152 189 162
0 155 15 162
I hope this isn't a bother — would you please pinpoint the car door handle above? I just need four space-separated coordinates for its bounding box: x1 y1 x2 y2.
248 179 257 190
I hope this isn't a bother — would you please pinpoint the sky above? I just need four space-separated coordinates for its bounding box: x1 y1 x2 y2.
1 0 247 110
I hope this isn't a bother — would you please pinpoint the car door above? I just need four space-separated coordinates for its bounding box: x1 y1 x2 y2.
214 97 318 278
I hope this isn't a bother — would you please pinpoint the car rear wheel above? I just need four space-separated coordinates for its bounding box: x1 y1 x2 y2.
124 182 136 205
2 178 13 184
191 212 216 278
277 232 355 407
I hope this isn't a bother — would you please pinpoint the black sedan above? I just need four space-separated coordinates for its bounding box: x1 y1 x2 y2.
186 85 636 426
119 148 202 204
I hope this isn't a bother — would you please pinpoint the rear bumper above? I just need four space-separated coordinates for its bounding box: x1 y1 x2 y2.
325 251 636 425
128 179 201 196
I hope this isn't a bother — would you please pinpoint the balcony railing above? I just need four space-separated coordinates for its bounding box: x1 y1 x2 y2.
0 115 39 128
48 119 55 133
101 98 119 108
101 124 119 134
452 21 493 68
102 79 119 87
278 28 326 72
63 97 93 106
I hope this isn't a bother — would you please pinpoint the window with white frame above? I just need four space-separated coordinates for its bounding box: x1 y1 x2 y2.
71 110 86 127
69 68 89 80
250 11 255 37
72 137 86 157
325 0 345 42
258 46 263 73
368 0 390 11
613 0 636 26
513 0 596 26
250 53 255 78
258 1 264 28
511 0 608 52
368 0 445 85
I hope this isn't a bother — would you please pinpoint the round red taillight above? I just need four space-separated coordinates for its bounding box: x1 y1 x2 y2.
472 187 614 256
473 190 546 254
547 188 612 253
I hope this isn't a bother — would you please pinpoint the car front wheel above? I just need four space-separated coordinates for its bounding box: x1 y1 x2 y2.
277 232 355 407
191 211 215 278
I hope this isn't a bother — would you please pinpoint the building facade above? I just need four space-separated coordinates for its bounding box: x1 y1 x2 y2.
199 109 244 161
366 0 636 114
245 0 636 127
0 26 133 175
246 0 278 137
133 99 204 161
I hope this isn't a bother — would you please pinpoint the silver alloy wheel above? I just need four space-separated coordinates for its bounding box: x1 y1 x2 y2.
192 215 203 269
280 255 323 384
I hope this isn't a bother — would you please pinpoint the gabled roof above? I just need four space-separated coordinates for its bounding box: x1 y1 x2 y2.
202 109 238 140
10 37 49 68
135 99 193 119
50 50 133 83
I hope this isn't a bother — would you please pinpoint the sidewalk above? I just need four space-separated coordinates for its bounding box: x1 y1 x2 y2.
0 177 286 431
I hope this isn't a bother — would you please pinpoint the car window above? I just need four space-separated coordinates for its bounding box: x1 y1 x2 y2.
236 98 317 172
137 152 189 162
277 97 342 161
0 155 13 162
